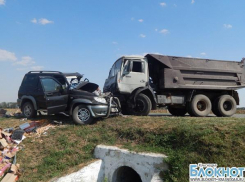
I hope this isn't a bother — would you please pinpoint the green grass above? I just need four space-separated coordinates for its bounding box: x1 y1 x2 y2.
0 117 8 121
1 115 245 181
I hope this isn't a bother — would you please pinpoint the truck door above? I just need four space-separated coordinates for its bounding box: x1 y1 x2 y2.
119 59 148 93
40 77 68 114
103 59 122 93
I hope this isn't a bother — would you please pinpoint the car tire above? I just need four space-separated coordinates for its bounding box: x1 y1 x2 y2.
168 106 187 116
22 102 37 119
130 93 151 116
73 105 94 125
217 95 237 117
190 94 212 117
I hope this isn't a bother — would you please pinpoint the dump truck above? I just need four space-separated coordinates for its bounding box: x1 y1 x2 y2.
103 54 245 117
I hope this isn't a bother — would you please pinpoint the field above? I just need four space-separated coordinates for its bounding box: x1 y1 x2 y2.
0 113 245 182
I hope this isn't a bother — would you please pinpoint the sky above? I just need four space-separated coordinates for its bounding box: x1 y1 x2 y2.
0 0 245 107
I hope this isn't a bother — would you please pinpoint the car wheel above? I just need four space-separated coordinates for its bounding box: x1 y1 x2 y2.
168 106 187 116
217 95 237 117
190 94 212 117
73 105 94 125
130 93 151 116
22 102 37 119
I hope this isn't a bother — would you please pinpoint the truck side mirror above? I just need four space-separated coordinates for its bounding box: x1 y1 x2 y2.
122 60 131 76
122 71 129 76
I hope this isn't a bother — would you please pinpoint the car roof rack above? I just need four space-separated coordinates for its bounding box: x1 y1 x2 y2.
28 71 63 74
27 71 84 78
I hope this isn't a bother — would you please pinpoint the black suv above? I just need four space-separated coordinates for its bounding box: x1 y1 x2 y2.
17 71 120 124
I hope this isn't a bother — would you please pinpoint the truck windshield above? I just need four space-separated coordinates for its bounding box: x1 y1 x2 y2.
115 59 122 74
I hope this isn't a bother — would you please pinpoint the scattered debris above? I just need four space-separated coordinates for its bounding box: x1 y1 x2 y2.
12 135 26 145
53 120 62 125
19 123 30 130
19 118 27 122
0 109 7 118
0 109 7 114
11 130 25 141
0 127 21 181
24 121 38 133
1 162 21 182
3 128 14 133
35 124 56 138
14 109 22 118
1 172 18 182
0 109 23 119
0 117 63 181
0 138 8 148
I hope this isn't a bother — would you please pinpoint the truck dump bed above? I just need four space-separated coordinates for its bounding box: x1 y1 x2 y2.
146 54 245 90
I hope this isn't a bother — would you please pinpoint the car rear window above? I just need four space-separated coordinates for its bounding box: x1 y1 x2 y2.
21 75 38 88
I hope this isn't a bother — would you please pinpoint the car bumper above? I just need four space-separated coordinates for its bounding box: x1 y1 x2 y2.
87 97 121 118
87 105 108 118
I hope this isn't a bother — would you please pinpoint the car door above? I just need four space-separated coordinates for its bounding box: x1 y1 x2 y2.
118 59 148 93
40 77 68 114
35 79 46 109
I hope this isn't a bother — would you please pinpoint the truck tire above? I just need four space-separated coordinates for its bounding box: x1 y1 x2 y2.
190 94 212 117
121 106 130 115
217 95 237 117
130 93 151 116
168 106 187 116
212 98 222 117
73 105 94 125
187 102 195 116
22 101 37 119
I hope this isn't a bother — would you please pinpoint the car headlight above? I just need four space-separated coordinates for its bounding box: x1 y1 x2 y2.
94 97 107 104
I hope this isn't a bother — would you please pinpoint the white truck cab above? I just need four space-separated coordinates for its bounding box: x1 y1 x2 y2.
104 56 149 94
104 56 155 116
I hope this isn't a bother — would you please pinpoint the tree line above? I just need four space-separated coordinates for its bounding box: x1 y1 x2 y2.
0 102 18 108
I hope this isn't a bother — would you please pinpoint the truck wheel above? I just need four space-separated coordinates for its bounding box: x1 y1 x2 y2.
130 93 151 116
187 102 195 116
121 105 130 115
217 95 237 117
190 95 211 117
22 102 37 119
168 106 187 116
73 105 94 125
212 98 222 117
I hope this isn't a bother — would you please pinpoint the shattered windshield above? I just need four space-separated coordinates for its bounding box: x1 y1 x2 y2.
65 76 81 90
65 75 100 95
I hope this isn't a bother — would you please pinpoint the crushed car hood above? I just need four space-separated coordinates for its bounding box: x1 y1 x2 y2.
75 81 99 93
70 89 96 97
